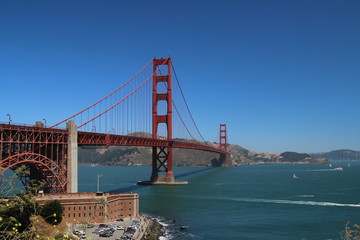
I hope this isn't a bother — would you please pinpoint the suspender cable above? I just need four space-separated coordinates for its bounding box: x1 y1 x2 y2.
50 57 154 128
77 58 169 129
171 63 206 143
157 68 196 141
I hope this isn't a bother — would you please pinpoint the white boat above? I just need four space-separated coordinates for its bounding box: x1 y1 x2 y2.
334 167 343 171
329 164 332 167
293 173 299 179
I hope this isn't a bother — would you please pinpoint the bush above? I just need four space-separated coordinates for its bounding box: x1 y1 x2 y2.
340 222 360 240
40 200 63 225
0 194 40 232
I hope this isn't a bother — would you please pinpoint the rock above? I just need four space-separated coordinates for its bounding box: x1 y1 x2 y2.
142 219 164 240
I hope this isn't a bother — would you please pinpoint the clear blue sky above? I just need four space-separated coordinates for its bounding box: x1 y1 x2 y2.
1 0 359 153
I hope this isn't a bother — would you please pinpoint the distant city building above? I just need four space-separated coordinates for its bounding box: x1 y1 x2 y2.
36 192 139 223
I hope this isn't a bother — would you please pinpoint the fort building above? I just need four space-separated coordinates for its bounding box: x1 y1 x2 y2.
36 192 139 223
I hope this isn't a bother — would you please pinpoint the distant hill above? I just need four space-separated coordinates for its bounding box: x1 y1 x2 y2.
227 144 327 165
78 138 328 166
311 149 360 160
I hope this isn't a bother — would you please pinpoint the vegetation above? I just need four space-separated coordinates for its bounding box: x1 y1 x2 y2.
78 142 330 167
340 222 360 240
280 152 312 162
0 194 39 231
0 168 40 239
78 146 141 165
0 166 71 240
40 200 63 225
312 149 360 160
79 145 222 166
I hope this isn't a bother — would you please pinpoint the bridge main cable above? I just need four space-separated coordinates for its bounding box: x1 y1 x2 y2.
49 57 155 128
77 58 170 129
171 62 206 143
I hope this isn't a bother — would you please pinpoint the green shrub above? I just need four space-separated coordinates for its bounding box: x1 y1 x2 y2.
40 200 63 225
340 222 360 240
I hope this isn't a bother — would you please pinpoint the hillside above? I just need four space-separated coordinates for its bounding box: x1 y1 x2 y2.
311 149 360 160
78 141 328 166
227 144 327 165
78 146 221 166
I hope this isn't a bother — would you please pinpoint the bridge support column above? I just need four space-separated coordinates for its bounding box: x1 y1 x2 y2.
67 121 78 193
150 145 174 183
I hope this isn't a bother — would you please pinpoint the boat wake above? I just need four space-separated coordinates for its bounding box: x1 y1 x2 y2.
294 195 315 198
224 197 360 208
188 195 360 208
307 169 339 172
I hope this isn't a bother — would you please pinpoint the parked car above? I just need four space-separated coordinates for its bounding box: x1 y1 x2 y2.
124 231 133 237
132 220 140 226
99 231 111 237
116 225 125 230
125 228 135 234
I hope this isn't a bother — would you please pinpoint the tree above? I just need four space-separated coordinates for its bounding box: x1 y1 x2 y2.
0 166 62 239
40 200 63 225
0 193 39 240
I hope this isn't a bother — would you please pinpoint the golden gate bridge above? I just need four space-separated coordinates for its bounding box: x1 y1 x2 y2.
0 57 229 193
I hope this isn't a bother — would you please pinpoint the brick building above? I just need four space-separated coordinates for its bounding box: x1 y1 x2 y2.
36 192 139 223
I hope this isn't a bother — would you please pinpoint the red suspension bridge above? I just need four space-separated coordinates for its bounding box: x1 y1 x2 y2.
0 57 229 193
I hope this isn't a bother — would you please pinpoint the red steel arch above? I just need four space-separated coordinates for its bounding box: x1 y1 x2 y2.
1 153 67 193
0 123 69 193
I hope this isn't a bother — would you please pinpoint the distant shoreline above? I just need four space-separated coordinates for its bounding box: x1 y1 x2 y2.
80 161 328 167
244 161 328 165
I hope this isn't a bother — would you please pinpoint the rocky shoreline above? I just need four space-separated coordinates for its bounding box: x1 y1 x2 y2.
141 218 164 240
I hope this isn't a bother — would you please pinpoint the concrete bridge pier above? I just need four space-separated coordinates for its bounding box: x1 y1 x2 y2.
67 121 78 193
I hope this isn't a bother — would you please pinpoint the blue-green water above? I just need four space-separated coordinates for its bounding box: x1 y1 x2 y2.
79 161 360 240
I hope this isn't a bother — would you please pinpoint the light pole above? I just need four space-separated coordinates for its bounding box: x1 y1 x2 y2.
6 114 11 125
43 118 46 128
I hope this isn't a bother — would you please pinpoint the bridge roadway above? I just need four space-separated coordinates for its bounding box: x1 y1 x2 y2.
0 123 226 156
77 131 227 154
0 123 227 193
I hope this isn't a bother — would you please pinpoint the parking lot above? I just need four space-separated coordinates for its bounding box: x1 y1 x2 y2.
71 216 149 240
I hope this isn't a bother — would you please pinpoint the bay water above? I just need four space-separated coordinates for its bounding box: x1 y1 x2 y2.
78 161 360 240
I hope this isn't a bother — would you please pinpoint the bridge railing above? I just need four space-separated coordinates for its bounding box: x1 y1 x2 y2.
0 122 66 130
0 121 35 127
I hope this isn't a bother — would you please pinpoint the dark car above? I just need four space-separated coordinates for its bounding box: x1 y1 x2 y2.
99 232 111 238
99 229 114 237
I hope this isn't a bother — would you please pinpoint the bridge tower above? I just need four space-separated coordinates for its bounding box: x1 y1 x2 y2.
219 124 227 152
219 124 230 166
150 57 175 183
